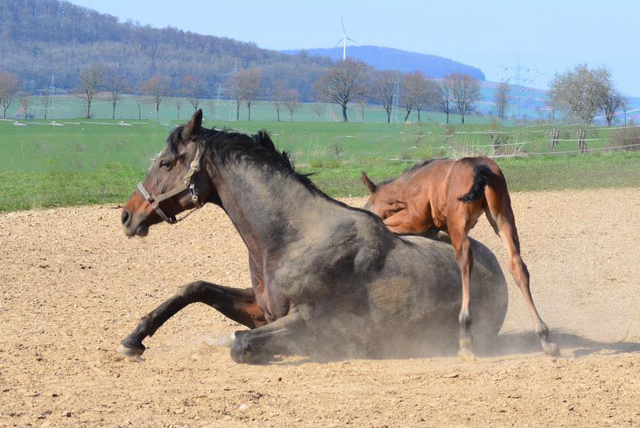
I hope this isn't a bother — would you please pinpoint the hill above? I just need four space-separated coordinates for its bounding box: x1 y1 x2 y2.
282 46 485 80
0 0 333 99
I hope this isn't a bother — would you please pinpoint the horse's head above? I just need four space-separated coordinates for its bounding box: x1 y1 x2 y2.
361 171 405 220
121 110 218 237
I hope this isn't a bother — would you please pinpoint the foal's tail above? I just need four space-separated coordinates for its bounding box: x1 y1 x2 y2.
458 164 492 202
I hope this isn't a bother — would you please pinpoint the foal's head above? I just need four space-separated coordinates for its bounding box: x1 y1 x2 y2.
361 172 405 220
121 110 218 237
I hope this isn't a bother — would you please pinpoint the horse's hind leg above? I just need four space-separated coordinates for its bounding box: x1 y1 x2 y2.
495 207 560 357
118 281 266 357
448 224 476 360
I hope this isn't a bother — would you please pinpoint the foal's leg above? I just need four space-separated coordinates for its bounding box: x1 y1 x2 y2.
489 201 560 357
118 281 266 357
448 223 476 360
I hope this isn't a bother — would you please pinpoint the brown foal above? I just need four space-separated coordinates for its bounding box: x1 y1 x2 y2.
362 156 559 358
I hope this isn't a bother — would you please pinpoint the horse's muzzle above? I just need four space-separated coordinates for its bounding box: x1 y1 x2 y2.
121 208 149 237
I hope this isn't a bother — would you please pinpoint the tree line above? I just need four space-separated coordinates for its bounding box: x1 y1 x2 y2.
0 59 628 125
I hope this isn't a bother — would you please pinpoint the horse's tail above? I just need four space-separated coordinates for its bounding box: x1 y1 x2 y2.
458 164 492 202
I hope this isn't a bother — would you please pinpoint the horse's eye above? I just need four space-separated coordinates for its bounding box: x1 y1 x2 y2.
159 160 171 168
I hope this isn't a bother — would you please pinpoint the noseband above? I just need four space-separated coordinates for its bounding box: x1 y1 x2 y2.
137 147 204 224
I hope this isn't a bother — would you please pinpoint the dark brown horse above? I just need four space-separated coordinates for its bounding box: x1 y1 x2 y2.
361 157 559 358
118 111 509 363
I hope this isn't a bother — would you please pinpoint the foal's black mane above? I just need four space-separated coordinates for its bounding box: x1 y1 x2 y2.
168 125 321 195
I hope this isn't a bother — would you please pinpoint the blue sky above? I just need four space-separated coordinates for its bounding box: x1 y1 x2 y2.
71 0 640 96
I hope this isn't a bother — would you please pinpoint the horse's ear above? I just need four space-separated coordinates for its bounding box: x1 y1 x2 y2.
182 109 203 140
361 171 377 194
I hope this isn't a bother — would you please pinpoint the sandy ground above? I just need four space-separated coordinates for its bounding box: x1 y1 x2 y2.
1 188 639 427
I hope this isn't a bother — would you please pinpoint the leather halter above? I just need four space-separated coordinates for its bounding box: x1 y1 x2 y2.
137 147 204 224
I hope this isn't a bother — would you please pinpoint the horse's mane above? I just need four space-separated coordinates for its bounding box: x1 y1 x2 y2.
168 125 322 195
378 159 437 187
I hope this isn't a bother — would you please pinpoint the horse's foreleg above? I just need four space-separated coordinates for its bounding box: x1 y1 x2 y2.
230 312 310 364
498 213 560 357
449 228 475 360
118 281 266 357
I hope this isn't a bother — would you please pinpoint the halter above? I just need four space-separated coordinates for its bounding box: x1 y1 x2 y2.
137 147 204 224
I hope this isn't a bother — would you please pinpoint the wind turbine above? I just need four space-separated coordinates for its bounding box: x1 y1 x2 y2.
533 66 547 90
335 17 356 61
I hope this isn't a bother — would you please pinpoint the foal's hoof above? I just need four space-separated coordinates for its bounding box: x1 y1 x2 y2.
542 341 561 357
458 338 476 361
117 341 145 360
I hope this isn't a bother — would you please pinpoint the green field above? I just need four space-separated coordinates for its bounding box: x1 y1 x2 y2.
1 99 639 213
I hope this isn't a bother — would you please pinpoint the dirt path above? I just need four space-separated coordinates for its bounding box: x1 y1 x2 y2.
1 188 639 427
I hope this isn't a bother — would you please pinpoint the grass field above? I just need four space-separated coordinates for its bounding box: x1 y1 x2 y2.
1 101 639 212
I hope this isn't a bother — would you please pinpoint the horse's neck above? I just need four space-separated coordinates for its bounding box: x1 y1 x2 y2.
214 162 330 256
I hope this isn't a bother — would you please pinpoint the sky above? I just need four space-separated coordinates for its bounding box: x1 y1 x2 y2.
71 0 640 96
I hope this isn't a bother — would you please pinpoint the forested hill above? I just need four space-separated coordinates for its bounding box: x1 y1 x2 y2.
282 46 485 81
0 0 333 98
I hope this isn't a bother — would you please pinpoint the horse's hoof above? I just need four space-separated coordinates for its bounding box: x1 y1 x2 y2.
457 347 477 362
217 332 236 348
458 338 476 361
542 341 561 357
117 343 145 359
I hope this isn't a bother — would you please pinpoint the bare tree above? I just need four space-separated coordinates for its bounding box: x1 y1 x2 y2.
312 103 324 121
0 71 20 119
493 82 511 120
372 70 397 123
284 89 301 121
19 93 30 119
76 62 105 119
226 68 262 121
242 70 262 121
403 71 436 122
314 59 368 122
602 89 626 127
549 64 613 124
271 80 287 122
174 97 183 120
106 73 127 120
40 87 52 120
181 75 206 111
142 75 171 120
435 77 455 124
448 73 482 124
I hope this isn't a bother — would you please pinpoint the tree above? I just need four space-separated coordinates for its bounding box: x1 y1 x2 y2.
226 68 262 121
448 73 482 124
602 89 626 127
181 75 206 111
241 70 262 121
311 103 324 121
314 59 368 122
106 73 127 120
0 71 20 119
283 89 301 122
372 70 397 123
40 87 52 120
19 93 29 119
174 97 183 120
76 62 104 119
402 71 435 122
493 82 511 120
271 80 288 122
435 77 455 124
142 75 171 120
549 64 614 125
